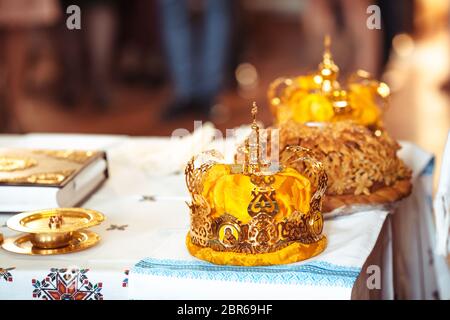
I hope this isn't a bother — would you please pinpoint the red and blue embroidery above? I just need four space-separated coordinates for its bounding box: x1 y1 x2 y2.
122 269 129 288
32 268 103 300
0 267 14 282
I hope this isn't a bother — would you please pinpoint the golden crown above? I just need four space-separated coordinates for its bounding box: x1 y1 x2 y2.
268 36 390 131
185 103 328 266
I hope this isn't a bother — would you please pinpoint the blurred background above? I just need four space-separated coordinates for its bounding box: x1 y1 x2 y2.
0 0 449 188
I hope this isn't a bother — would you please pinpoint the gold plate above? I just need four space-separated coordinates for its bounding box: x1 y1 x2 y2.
7 208 104 234
1 230 100 255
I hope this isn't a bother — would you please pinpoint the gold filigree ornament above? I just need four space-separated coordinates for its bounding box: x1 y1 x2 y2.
0 156 37 172
268 35 390 131
185 103 328 266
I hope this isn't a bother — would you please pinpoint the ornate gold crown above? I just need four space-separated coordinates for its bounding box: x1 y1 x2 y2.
185 103 328 266
268 36 390 131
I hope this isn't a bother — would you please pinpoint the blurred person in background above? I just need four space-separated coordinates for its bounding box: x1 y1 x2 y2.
118 0 165 88
302 0 382 76
59 0 118 110
0 0 60 132
158 0 233 121
378 0 414 68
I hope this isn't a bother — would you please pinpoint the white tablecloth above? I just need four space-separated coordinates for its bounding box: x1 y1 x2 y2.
0 133 437 300
128 210 387 300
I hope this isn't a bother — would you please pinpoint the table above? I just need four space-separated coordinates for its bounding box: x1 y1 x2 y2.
0 133 436 300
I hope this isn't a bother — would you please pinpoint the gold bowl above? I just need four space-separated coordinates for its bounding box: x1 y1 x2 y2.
30 231 74 249
6 208 104 250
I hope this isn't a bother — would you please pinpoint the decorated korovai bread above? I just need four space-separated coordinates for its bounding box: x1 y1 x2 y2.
266 35 411 212
278 121 412 212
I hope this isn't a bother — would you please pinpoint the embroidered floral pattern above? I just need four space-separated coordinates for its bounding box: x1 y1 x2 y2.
32 268 103 300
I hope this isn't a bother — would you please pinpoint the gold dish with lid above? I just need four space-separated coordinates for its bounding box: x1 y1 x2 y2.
2 208 104 254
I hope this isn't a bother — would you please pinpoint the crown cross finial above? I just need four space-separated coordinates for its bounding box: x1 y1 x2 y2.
318 35 339 93
321 35 335 68
243 102 263 174
324 34 331 54
251 102 258 127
